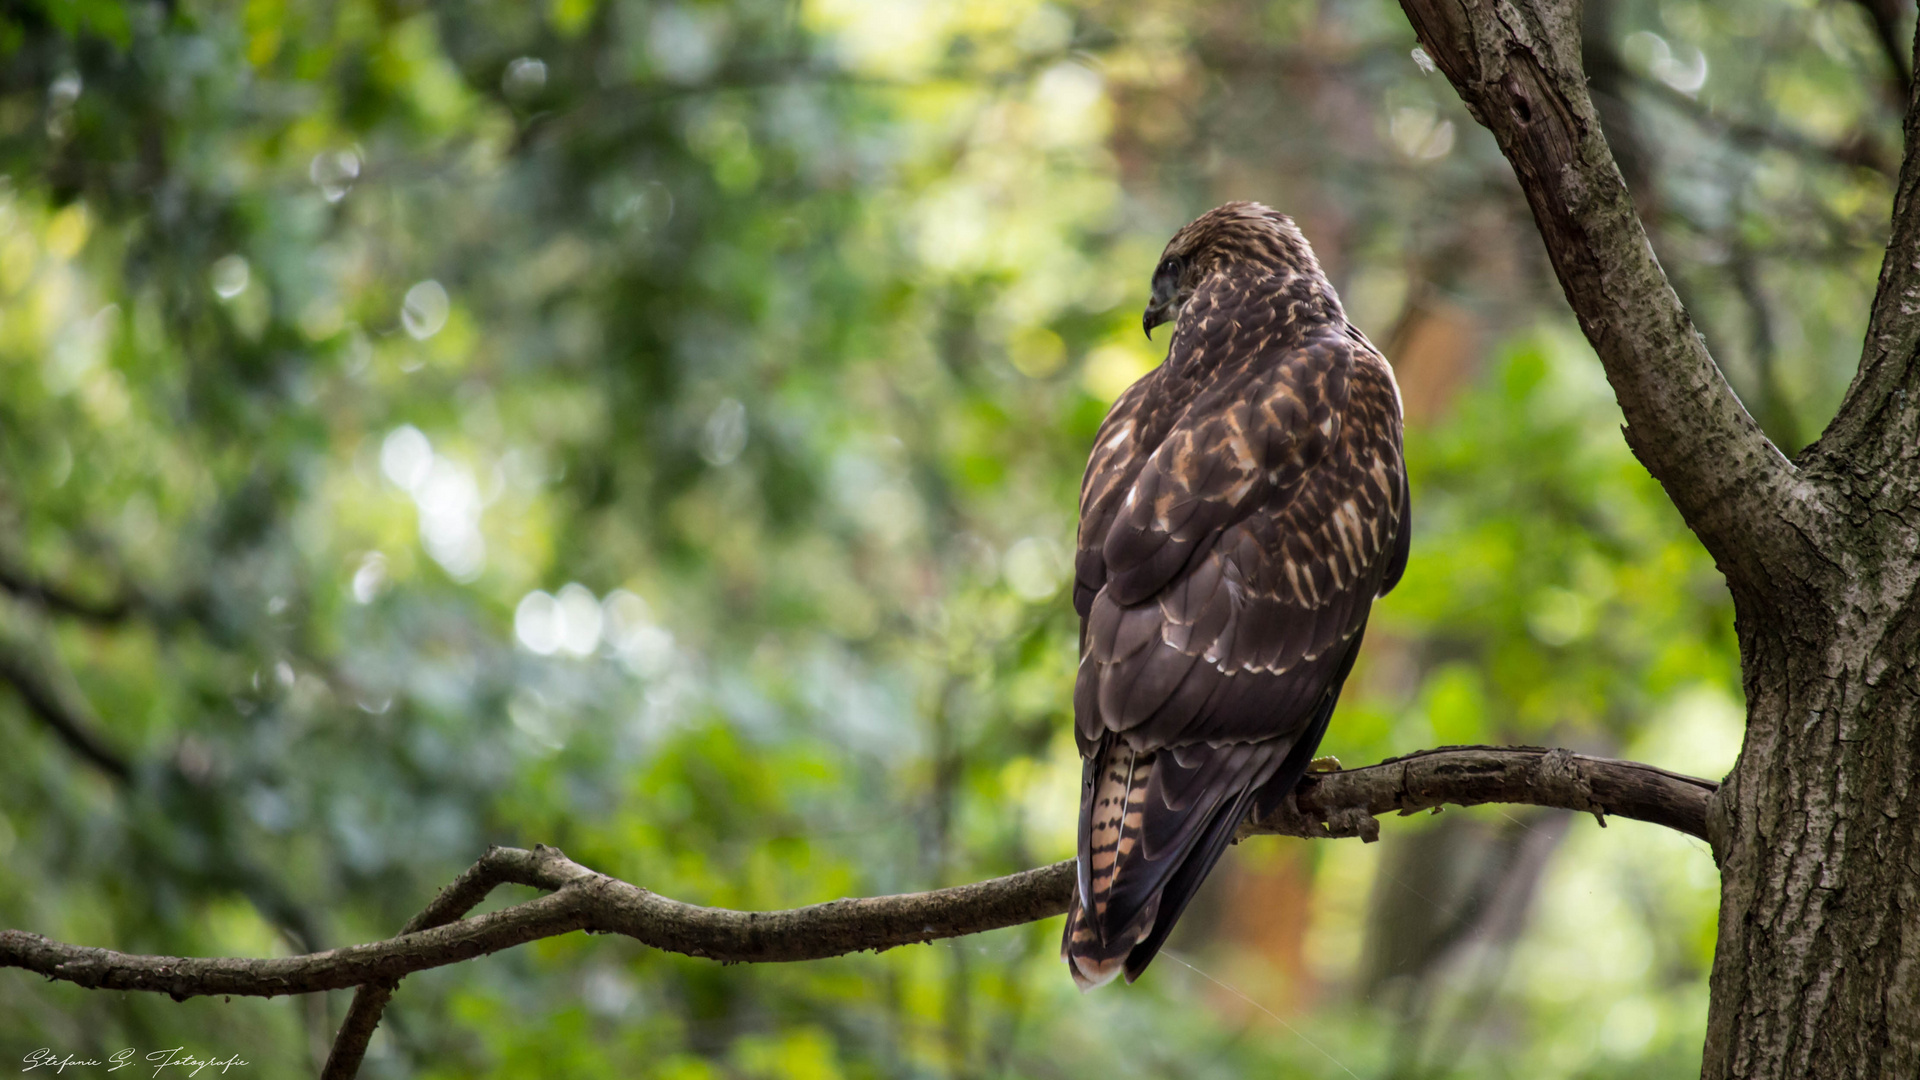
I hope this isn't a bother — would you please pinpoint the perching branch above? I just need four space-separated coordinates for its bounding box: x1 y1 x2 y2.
0 745 1716 1079
1249 744 1716 845
1396 0 1805 586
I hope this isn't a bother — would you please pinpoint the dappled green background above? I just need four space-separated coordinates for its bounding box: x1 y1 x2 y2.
0 0 1902 1076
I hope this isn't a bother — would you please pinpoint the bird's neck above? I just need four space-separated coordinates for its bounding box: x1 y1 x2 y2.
1168 269 1346 377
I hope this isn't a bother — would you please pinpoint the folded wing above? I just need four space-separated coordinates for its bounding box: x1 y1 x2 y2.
1065 327 1408 988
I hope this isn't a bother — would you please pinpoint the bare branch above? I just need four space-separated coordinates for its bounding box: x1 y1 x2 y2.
1622 70 1895 181
320 846 604 1079
1 747 1716 1055
393 745 1705 1080
0 641 132 781
7 746 1715 1077
0 847 1069 999
1397 0 1805 585
1813 20 1920 478
1253 745 1717 846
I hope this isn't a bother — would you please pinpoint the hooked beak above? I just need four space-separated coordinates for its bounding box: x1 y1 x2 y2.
1143 301 1173 339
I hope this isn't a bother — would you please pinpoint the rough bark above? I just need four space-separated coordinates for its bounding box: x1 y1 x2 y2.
1706 601 1920 1080
1397 2 1920 1078
1703 20 1920 1074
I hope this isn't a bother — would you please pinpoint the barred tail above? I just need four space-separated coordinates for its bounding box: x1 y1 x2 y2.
1062 633 1359 988
1063 744 1156 989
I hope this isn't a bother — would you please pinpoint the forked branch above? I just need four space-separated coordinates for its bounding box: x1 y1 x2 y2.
0 745 1716 1080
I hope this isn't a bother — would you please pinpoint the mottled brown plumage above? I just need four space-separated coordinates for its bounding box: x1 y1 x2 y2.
1063 202 1410 988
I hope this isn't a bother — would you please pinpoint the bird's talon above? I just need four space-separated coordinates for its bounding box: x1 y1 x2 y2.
1308 755 1342 773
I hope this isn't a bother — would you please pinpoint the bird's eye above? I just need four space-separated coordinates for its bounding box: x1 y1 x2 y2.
1157 258 1180 277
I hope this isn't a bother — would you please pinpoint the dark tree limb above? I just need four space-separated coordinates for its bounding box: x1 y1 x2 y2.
1252 744 1717 845
1625 70 1896 180
1813 19 1920 479
319 847 611 1079
1396 0 1806 587
0 746 1716 1080
0 607 341 967
0 638 132 781
1847 0 1914 104
0 562 134 624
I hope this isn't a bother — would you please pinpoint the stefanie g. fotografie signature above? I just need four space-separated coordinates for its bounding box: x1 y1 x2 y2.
21 1048 248 1076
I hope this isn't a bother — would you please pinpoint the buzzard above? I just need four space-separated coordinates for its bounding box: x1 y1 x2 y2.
1063 202 1410 988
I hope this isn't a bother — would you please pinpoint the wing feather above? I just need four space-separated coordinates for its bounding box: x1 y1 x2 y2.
1068 263 1410 986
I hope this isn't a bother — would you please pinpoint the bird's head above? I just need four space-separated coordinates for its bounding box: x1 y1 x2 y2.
1143 201 1334 338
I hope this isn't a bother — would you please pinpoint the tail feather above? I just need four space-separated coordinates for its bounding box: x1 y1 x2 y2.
1064 738 1284 986
1062 626 1370 987
1062 889 1146 990
1064 741 1159 990
1073 742 1151 928
1120 643 1356 982
1119 784 1260 982
1062 774 1263 988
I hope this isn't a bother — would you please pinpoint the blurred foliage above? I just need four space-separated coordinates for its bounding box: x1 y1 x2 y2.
0 0 1901 1076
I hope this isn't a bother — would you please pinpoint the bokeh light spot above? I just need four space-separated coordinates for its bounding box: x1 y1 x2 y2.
402 279 450 340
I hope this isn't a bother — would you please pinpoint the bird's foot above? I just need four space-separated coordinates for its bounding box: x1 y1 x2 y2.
1307 755 1342 773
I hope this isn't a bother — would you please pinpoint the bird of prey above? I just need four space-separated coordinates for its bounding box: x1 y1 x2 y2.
1063 202 1410 989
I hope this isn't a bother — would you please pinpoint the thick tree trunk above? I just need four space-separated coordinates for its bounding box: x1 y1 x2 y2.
1708 584 1920 1078
1705 61 1920 1061
1396 1 1920 1076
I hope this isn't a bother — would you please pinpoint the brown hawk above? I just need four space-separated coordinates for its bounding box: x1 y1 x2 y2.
1063 202 1410 988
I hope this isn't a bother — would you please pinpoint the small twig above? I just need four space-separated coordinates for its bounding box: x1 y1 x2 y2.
320 847 590 1079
